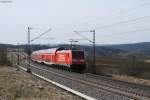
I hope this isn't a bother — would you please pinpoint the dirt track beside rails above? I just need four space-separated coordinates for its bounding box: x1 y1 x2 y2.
0 66 82 100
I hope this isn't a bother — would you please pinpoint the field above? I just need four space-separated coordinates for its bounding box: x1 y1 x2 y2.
0 66 82 100
112 75 150 87
86 55 150 79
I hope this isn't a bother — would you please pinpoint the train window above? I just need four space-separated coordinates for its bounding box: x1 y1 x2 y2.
72 51 84 59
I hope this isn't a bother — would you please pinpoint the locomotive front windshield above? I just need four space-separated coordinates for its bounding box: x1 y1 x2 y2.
72 51 84 59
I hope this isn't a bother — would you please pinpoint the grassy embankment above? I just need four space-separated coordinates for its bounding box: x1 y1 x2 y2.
0 66 82 100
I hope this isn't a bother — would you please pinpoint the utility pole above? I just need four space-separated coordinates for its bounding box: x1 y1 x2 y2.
91 29 96 74
17 49 20 65
17 42 20 70
27 27 32 73
74 29 96 74
26 27 52 73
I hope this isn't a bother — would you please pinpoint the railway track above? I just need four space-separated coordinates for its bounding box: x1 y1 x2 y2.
19 61 150 100
26 61 150 98
85 73 150 98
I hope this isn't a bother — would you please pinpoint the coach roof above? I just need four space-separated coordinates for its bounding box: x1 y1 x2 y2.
32 47 67 54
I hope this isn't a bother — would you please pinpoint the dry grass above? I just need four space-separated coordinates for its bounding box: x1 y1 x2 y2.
0 66 83 100
112 75 150 87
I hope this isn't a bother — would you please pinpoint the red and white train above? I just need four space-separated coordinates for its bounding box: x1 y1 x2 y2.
31 47 86 72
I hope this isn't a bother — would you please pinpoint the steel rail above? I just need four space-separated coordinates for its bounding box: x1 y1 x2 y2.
25 61 150 99
84 73 150 99
17 65 96 100
23 63 149 100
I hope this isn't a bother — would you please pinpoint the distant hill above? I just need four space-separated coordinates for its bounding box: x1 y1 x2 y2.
104 42 150 55
0 44 125 57
50 44 125 56
1 42 150 56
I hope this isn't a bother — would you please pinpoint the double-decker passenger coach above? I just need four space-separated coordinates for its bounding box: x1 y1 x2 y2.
31 47 86 72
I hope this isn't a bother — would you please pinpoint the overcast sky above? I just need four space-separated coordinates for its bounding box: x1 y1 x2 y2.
0 0 150 45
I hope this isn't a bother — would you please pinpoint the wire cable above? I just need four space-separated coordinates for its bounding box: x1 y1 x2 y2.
31 28 52 42
103 28 150 36
95 15 150 30
74 2 150 28
74 31 93 43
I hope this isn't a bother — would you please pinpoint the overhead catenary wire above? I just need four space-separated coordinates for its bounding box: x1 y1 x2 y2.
37 38 55 40
51 2 150 34
73 2 150 28
69 38 87 42
95 15 150 30
103 28 150 36
0 0 13 3
74 30 96 74
31 28 52 42
73 15 150 41
73 15 150 40
47 2 150 42
74 31 93 43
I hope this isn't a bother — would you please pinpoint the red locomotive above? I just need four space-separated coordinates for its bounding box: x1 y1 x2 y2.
31 47 86 72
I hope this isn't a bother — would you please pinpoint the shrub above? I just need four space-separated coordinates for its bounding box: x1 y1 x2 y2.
0 47 11 66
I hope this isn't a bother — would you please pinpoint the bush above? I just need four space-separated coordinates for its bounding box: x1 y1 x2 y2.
0 47 11 65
